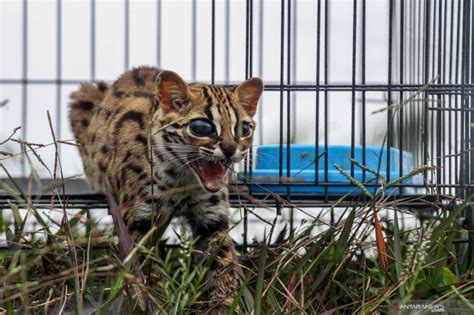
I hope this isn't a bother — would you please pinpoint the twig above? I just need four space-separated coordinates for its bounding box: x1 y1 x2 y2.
47 110 82 313
0 151 13 157
104 182 148 312
24 142 52 176
10 138 45 147
0 126 21 145
0 138 75 161
57 140 80 147
152 117 184 135
46 111 59 210
372 76 439 114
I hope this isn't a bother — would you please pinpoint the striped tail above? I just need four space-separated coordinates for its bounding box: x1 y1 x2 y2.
69 81 109 146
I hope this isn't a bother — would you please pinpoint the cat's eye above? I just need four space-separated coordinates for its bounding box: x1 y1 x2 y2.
237 122 252 138
189 119 216 137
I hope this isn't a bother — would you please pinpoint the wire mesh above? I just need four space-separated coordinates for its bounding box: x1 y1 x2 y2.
0 0 473 256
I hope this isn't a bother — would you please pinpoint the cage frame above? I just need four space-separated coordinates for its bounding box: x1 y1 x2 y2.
0 0 473 264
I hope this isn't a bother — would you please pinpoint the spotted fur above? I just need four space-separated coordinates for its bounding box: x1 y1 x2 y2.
69 66 263 311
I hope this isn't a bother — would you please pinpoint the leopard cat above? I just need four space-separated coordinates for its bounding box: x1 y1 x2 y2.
69 66 262 312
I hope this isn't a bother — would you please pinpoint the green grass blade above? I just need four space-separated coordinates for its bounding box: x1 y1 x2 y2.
254 245 268 315
334 208 356 261
393 210 404 298
430 196 471 242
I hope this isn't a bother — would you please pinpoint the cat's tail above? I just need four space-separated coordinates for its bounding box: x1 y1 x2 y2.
69 81 109 146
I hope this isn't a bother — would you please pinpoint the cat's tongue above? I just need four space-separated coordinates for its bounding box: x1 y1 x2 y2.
191 159 228 192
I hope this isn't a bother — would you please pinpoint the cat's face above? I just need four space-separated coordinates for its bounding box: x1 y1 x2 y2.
155 70 263 193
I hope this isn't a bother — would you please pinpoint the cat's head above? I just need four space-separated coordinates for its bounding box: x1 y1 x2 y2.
154 70 263 193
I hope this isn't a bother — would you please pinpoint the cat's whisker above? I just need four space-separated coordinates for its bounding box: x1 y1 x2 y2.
157 150 201 159
153 143 199 151
155 150 198 156
156 145 197 150
199 147 214 153
180 157 202 169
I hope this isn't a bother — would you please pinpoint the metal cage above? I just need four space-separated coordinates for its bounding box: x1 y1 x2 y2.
0 0 473 258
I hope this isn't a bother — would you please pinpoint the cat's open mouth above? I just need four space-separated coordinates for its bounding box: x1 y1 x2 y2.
190 158 231 192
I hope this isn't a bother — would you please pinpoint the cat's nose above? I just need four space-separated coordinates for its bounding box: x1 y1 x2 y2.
220 141 237 158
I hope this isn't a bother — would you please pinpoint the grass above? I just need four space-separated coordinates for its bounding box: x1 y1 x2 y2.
0 101 473 313
0 160 472 314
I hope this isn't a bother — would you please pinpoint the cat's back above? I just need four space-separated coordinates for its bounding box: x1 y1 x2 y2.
69 66 161 201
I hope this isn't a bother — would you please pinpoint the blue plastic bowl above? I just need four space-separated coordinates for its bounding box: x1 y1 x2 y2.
242 144 423 195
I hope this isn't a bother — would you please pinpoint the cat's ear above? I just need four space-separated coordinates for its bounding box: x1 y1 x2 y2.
156 70 191 114
234 77 263 117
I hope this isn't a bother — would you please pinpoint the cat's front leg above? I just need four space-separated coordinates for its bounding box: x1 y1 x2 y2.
199 229 241 314
187 194 241 314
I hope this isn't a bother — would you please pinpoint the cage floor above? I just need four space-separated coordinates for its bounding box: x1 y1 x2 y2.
0 178 458 210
